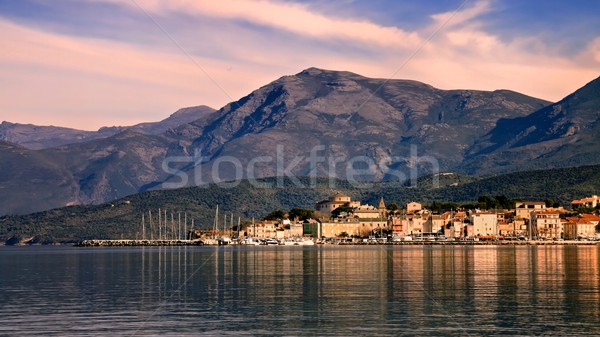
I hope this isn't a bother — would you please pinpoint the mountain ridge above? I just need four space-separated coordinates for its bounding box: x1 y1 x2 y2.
462 75 600 174
0 105 215 150
169 67 550 185
4 67 600 216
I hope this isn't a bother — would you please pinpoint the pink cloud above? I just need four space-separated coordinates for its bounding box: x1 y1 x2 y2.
1 0 599 130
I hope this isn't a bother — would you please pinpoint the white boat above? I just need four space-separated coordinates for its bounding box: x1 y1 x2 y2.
262 238 278 245
241 237 260 246
300 239 315 246
218 237 231 245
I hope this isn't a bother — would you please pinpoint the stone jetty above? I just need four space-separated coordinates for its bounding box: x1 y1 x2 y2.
75 239 205 247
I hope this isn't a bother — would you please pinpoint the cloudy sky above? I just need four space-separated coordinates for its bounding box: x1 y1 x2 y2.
1 0 599 130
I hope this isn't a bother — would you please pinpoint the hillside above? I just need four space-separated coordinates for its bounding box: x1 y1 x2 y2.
0 141 75 214
2 165 600 244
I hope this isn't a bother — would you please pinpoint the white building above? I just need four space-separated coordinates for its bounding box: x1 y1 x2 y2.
470 212 498 237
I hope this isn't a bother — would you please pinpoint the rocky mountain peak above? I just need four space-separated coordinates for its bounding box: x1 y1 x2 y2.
462 74 600 174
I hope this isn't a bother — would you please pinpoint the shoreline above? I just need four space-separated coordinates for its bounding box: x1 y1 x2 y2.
72 239 600 247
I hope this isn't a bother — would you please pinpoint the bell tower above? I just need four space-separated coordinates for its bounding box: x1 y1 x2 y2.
378 197 387 218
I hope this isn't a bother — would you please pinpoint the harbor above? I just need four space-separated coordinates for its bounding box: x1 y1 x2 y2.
74 238 599 247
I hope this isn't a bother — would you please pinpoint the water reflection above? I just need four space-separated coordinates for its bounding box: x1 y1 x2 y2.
0 246 599 336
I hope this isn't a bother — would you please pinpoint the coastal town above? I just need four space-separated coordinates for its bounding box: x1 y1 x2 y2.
76 193 600 247
227 193 600 243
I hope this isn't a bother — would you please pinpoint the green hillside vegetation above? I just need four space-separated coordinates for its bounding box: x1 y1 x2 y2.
2 164 600 244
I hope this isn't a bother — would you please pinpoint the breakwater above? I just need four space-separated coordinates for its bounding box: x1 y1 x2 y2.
75 239 205 247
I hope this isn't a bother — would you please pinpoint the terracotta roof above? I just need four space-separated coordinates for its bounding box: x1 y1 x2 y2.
571 196 600 204
581 214 600 221
566 217 596 225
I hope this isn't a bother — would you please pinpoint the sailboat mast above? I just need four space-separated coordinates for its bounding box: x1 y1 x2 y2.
149 210 153 240
171 212 174 240
214 205 219 239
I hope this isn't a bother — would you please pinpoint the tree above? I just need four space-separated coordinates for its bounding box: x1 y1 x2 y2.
339 231 349 238
478 195 499 210
426 201 459 213
429 201 441 213
387 203 399 212
288 208 315 221
263 210 285 221
494 195 515 209
331 205 354 217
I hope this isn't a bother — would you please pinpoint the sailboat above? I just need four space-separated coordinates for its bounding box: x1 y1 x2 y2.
217 209 232 245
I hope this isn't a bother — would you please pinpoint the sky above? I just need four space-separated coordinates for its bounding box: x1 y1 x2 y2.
1 0 599 130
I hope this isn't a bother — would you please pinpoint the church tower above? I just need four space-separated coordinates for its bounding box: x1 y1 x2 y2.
378 197 387 218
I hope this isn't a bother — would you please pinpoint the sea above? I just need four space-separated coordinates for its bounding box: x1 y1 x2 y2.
1 245 599 336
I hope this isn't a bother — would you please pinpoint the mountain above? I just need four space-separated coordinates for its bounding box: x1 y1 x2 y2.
3 164 600 244
0 105 215 150
0 122 120 150
126 105 217 135
463 76 600 174
0 68 554 216
164 67 550 184
0 141 74 215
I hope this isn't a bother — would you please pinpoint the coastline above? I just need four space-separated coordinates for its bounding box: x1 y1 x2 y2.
73 239 600 247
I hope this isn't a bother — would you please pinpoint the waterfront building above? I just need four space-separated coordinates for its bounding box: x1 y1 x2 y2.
390 217 407 236
404 214 425 235
530 210 562 239
246 220 278 238
423 214 448 234
470 212 498 237
314 218 360 238
563 215 600 239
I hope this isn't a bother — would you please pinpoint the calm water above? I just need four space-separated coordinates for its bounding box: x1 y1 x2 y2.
1 245 600 336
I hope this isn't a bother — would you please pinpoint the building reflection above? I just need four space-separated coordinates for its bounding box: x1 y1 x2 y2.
127 245 600 333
